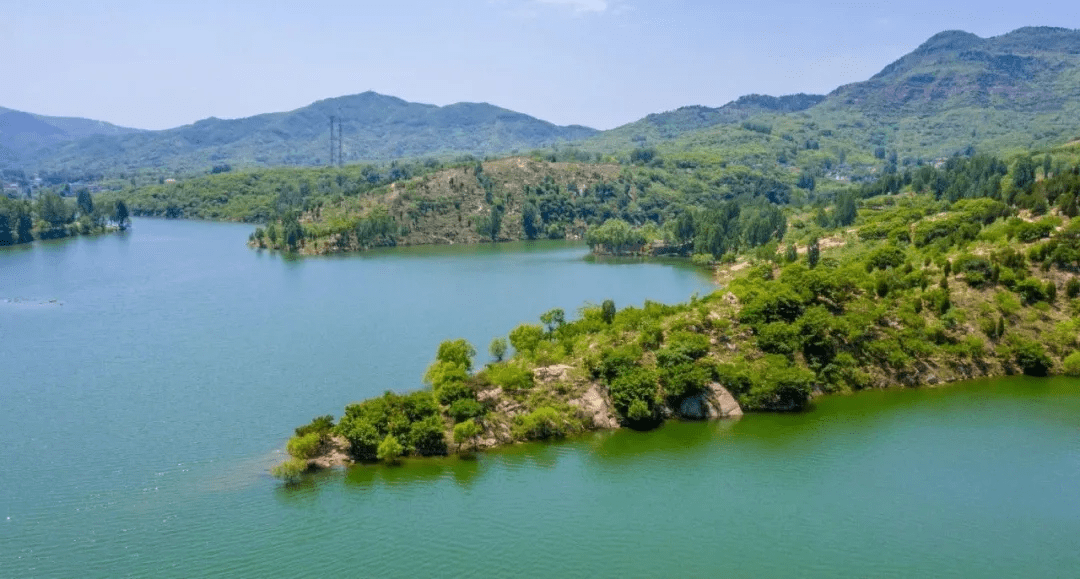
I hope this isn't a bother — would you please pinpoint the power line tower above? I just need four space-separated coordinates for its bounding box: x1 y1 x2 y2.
328 116 344 167
329 116 337 167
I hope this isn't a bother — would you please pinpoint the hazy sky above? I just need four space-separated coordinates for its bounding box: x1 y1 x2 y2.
3 0 1080 131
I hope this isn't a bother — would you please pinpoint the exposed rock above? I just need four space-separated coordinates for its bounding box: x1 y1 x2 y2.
569 383 620 429
309 435 352 469
533 364 573 384
676 383 743 419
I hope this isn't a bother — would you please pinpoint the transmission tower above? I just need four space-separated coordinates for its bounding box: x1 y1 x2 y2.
328 116 344 167
329 116 336 166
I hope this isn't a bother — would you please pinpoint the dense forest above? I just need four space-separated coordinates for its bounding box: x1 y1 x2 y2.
0 189 129 246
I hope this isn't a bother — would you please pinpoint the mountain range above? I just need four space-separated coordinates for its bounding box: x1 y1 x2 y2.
3 26 1080 177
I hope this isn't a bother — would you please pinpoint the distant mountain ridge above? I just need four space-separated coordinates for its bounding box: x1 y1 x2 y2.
10 92 597 174
0 107 142 166
828 26 1080 115
6 26 1080 176
594 93 825 145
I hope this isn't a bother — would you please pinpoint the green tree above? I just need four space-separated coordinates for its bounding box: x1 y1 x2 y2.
453 419 482 452
113 200 130 231
1046 280 1057 303
784 243 798 263
601 299 616 324
489 337 508 362
540 308 565 333
76 189 93 216
1067 277 1080 299
0 210 11 246
435 339 476 371
806 237 820 269
37 192 72 227
377 434 404 463
509 324 545 355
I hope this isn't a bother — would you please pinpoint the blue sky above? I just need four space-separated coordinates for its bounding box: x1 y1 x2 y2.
3 0 1080 130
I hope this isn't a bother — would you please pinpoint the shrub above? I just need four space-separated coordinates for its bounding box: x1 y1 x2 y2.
377 434 404 463
484 363 533 392
1067 277 1080 298
743 355 814 411
435 380 474 406
756 321 800 356
489 337 508 362
1011 338 1052 376
1063 352 1080 376
286 432 322 459
511 407 578 440
596 344 643 382
294 415 334 438
1014 278 1047 304
448 398 485 422
406 416 447 456
453 419 482 449
509 324 545 355
272 458 310 482
659 360 714 400
608 366 659 422
866 245 906 270
435 339 476 371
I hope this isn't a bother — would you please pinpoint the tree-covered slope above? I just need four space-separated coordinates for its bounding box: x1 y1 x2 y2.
578 27 1080 171
0 107 142 166
23 92 598 174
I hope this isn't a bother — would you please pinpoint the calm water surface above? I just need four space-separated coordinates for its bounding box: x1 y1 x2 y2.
2 219 1078 578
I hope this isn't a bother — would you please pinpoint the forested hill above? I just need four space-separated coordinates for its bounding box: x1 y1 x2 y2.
803 26 1080 158
0 107 142 166
589 93 826 147
17 92 597 175
586 27 1080 161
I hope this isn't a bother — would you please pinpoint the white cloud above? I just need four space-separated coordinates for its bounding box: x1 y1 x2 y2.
533 0 609 13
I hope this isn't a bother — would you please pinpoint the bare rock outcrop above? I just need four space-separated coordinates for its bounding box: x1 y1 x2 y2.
676 383 743 420
309 435 352 468
568 383 621 429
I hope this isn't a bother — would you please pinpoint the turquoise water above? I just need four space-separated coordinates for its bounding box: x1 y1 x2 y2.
2 219 1079 578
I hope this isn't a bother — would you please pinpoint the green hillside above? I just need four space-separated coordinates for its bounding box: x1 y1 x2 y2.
19 92 597 175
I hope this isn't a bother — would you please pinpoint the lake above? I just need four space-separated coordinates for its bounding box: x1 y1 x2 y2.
2 219 1078 578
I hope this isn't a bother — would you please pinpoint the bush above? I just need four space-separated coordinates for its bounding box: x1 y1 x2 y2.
596 344 643 382
756 322 800 356
294 415 334 438
435 380 474 406
484 363 533 391
509 324 545 355
435 339 476 371
1063 352 1080 376
1014 278 1047 304
511 407 578 440
286 432 323 459
1011 338 1052 376
609 366 659 423
742 355 814 411
453 419 482 449
659 360 714 400
448 398 485 422
1067 278 1080 299
377 434 404 463
272 458 310 482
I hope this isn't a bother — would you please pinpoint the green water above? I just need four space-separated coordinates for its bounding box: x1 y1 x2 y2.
2 219 1079 578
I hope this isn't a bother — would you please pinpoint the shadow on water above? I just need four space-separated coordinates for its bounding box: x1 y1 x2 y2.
581 418 740 466
342 454 485 490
